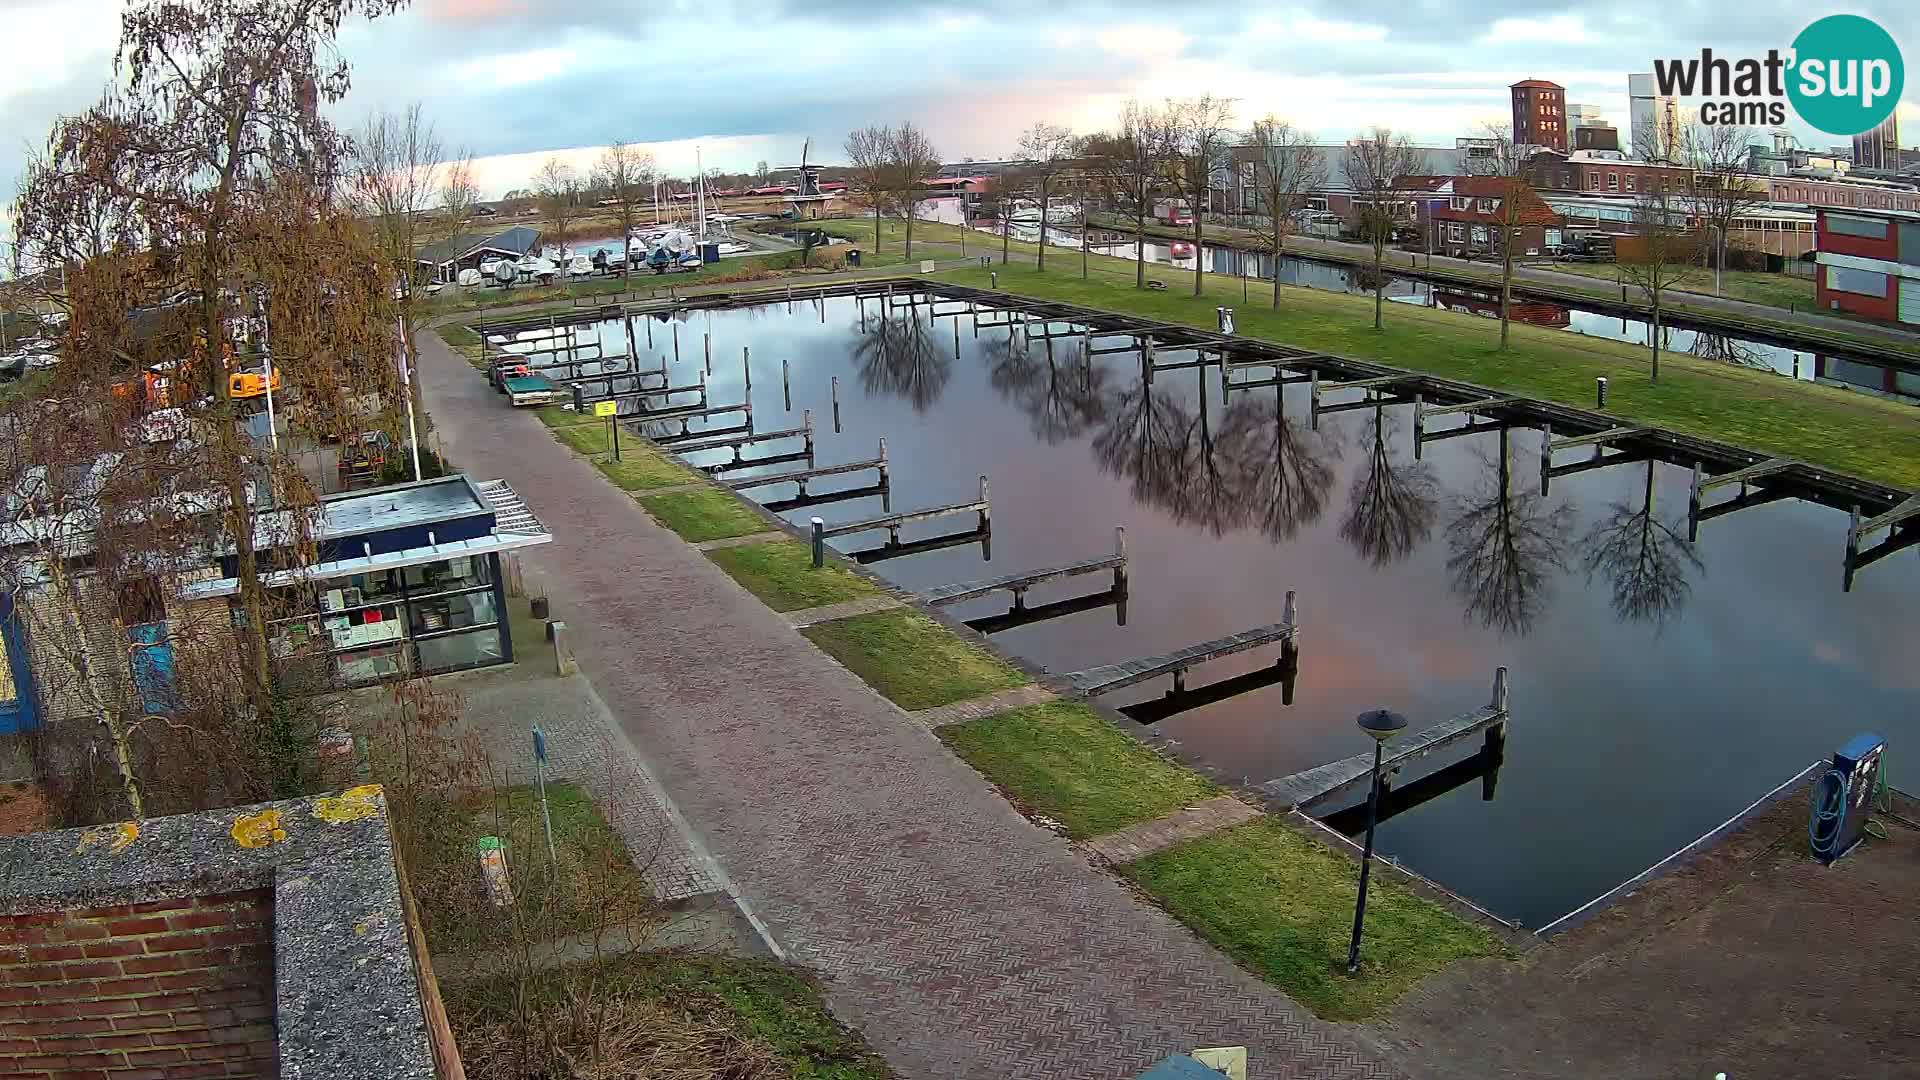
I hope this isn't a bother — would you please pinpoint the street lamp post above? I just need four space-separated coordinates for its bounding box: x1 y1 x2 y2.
1346 707 1408 975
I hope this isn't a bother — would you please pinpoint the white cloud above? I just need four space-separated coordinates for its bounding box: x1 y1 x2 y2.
1247 14 1387 45
450 47 583 90
1095 24 1190 63
1481 14 1596 46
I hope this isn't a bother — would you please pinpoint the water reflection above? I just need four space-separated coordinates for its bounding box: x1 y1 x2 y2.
1444 428 1575 637
1341 405 1439 567
1581 459 1705 630
853 313 950 412
1221 391 1339 542
1688 332 1774 371
983 333 1115 444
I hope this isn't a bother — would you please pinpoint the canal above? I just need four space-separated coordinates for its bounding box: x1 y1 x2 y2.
1089 235 1920 403
536 294 1920 928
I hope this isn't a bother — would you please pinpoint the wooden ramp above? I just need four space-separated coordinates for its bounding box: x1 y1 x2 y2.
1056 596 1297 699
1261 669 1511 811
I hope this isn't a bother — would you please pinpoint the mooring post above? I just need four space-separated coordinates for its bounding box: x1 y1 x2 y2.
1411 394 1425 461
1844 504 1862 593
1113 525 1128 593
832 376 842 433
977 475 991 532
743 346 752 397
704 332 711 376
672 322 679 363
1280 589 1300 667
802 409 814 457
782 357 792 412
624 312 637 364
1487 665 1511 755
1793 356 1801 380
1687 462 1704 542
811 517 826 568
878 437 889 490
786 283 793 311
1308 369 1320 430
1538 427 1554 496
645 316 652 348
954 318 961 358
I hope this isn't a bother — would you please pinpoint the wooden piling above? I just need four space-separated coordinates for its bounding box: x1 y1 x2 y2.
782 357 792 412
672 322 679 363
743 346 752 396
1412 394 1425 461
704 332 711 375
1113 526 1128 593
832 376 842 433
978 475 991 532
623 313 637 365
811 517 826 568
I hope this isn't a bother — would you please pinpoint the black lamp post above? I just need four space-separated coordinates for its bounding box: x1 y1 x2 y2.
1346 707 1408 975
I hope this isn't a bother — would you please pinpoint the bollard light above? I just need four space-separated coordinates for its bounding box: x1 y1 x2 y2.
990 270 998 289
1346 708 1408 975
1596 376 1608 408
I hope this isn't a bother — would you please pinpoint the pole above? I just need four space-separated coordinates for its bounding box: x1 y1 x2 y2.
532 724 557 868
1346 740 1386 974
397 315 421 480
612 412 622 461
811 517 826 568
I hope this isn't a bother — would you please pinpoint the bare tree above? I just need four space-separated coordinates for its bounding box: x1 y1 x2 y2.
844 124 893 253
1680 122 1765 295
1247 117 1325 309
535 157 581 286
889 122 940 260
1016 122 1075 272
1082 100 1173 290
1345 127 1421 330
349 103 442 428
13 0 414 788
440 148 481 243
1472 123 1559 350
1619 130 1698 383
593 141 656 280
977 173 1024 266
1162 95 1235 296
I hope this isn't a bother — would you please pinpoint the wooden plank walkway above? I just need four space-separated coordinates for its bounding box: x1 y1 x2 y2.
923 528 1125 607
1058 598 1297 699
730 444 888 494
783 595 905 629
818 477 989 541
907 684 1058 729
1080 797 1264 865
1261 669 1511 811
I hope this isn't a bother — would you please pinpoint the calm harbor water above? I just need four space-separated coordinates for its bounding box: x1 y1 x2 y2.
540 295 1920 927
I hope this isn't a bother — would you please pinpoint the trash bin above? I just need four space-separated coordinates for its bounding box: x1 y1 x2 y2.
701 242 720 264
847 249 862 268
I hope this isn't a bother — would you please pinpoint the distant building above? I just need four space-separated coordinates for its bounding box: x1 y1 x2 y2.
413 226 542 283
1565 104 1603 135
1853 114 1902 172
1418 175 1564 257
1574 125 1621 152
1627 73 1686 160
1221 143 1467 225
1511 79 1568 153
1813 206 1920 324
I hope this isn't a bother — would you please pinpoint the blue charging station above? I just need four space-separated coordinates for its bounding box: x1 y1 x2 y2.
1809 733 1885 864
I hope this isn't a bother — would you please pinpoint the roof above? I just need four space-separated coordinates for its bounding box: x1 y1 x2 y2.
1512 79 1564 90
414 225 542 266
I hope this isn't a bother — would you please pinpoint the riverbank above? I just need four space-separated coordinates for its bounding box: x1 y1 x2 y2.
1087 213 1914 358
929 261 1920 489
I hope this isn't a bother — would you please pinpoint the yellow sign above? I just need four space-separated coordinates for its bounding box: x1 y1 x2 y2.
593 400 617 418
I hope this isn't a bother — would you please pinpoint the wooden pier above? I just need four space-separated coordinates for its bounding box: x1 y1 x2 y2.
727 441 889 498
1056 594 1297 699
1411 394 1522 460
633 401 752 443
571 374 706 410
1845 492 1920 591
1309 371 1417 427
1538 426 1647 495
923 527 1126 608
668 413 814 473
1687 457 1796 541
814 475 988 546
1261 668 1511 812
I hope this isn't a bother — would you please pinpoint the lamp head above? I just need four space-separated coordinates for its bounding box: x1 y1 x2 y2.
1356 709 1408 744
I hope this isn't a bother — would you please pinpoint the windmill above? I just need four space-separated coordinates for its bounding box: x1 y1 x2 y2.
775 138 823 197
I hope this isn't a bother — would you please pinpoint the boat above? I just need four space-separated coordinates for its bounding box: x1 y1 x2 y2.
514 255 559 281
456 268 483 287
564 255 594 277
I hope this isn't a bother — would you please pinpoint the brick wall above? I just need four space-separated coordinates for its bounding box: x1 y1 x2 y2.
0 889 278 1079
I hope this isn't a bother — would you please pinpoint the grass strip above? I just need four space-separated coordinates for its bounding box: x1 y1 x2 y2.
801 609 1027 711
639 489 769 542
934 261 1920 489
939 701 1218 839
596 448 696 492
1125 818 1508 1022
705 539 881 612
448 952 893 1079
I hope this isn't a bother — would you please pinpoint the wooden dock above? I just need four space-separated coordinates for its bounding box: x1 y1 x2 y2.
669 413 814 472
815 476 988 544
923 527 1126 607
1538 426 1647 495
1412 394 1522 460
1845 492 1920 590
1056 595 1297 699
727 442 889 497
1261 669 1511 811
633 401 751 442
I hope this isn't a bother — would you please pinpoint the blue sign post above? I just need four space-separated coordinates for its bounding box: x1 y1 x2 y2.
532 723 557 867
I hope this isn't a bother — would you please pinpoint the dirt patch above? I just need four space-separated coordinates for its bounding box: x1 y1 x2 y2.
1368 786 1920 1079
0 781 50 834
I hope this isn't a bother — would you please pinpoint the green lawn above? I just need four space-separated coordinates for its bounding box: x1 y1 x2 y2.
1536 260 1817 310
935 261 1920 489
801 610 1027 710
638 489 770 542
448 952 893 1080
939 701 1219 839
596 448 695 491
705 539 882 612
1126 819 1508 1022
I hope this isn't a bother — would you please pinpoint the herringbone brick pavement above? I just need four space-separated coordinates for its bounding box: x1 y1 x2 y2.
417 326 1402 1080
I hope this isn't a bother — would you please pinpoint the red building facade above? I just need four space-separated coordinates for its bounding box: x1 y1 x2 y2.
1813 207 1920 324
1511 79 1568 153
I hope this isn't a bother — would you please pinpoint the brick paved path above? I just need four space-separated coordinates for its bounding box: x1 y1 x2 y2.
416 327 1400 1080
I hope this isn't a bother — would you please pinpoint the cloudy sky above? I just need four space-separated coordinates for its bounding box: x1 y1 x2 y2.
3 0 1917 202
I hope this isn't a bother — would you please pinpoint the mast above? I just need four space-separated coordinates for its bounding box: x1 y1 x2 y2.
696 146 706 244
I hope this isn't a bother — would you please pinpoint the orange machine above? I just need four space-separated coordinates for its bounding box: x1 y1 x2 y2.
227 368 281 400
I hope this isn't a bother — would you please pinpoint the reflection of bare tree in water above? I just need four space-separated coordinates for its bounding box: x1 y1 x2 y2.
1220 390 1339 541
852 313 951 412
1581 459 1704 629
982 333 1115 444
1445 427 1574 636
1166 370 1250 534
1340 405 1437 566
1092 365 1189 517
1689 331 1774 371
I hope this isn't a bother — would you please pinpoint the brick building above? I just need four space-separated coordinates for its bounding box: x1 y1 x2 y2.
0 788 461 1078
1812 207 1920 324
1419 176 1564 257
1511 79 1568 153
